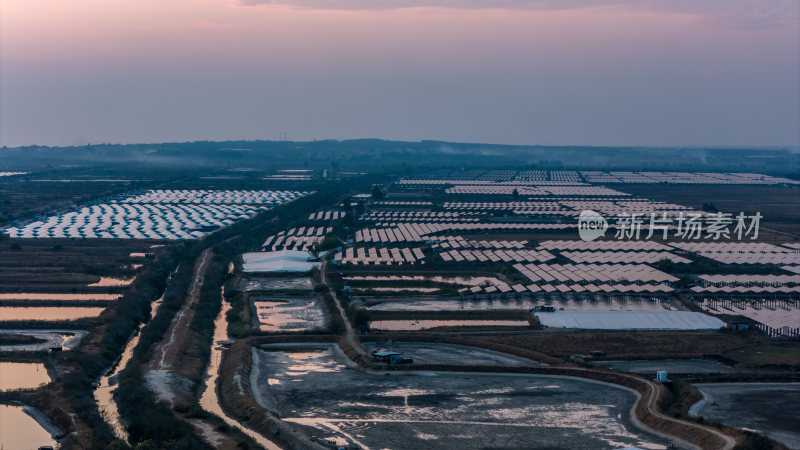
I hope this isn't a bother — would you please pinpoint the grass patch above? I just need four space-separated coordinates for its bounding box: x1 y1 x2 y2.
0 333 47 345
723 344 800 366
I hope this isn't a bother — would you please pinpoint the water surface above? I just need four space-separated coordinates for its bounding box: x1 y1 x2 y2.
0 404 58 449
251 345 668 449
0 362 51 391
0 306 105 321
370 320 530 331
198 291 281 449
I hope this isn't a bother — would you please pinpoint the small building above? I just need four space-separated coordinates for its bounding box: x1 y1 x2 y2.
538 304 556 312
372 350 400 363
656 371 669 382
589 350 606 357
728 321 750 331
371 350 413 365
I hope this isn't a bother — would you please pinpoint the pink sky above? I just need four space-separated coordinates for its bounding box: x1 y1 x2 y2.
1 0 798 147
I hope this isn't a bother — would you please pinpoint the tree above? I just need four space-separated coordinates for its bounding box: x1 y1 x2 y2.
354 308 371 326
512 188 520 200
107 440 130 450
701 202 718 213
318 235 340 251
656 257 675 273
355 200 366 217
371 185 385 200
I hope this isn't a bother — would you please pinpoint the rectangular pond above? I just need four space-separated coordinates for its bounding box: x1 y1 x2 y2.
0 306 105 321
0 404 58 449
369 320 531 331
0 362 51 391
250 344 670 449
252 296 327 332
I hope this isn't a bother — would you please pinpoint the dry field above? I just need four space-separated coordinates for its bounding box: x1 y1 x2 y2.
0 238 163 295
619 184 800 241
0 176 140 227
441 329 798 366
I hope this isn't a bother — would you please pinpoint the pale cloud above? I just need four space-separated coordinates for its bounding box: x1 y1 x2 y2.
1 0 797 147
239 0 799 29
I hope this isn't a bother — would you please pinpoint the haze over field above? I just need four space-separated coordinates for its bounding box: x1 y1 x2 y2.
1 0 798 148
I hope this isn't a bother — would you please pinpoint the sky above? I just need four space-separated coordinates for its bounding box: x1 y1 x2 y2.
1 0 798 148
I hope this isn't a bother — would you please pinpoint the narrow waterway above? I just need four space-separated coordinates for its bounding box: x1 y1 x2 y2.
198 288 281 450
94 294 163 442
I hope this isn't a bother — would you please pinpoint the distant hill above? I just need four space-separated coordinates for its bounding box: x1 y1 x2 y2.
2 140 798 175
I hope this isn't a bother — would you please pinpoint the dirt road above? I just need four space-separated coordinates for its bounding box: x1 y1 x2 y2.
150 248 211 373
321 257 365 357
141 248 242 448
632 371 735 450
